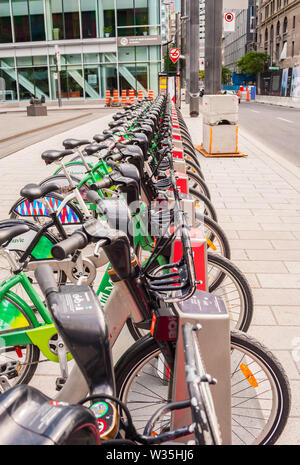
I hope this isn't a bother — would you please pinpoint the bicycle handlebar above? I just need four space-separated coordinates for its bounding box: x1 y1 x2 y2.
51 231 89 260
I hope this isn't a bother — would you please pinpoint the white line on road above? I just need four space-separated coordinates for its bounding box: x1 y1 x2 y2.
251 110 260 113
277 117 294 123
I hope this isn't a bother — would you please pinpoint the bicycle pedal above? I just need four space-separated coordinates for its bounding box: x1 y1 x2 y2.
55 377 67 391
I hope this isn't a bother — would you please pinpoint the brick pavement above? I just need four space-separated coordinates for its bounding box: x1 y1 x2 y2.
0 104 299 444
183 104 300 444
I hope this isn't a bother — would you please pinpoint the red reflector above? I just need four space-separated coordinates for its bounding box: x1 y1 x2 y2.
14 346 23 358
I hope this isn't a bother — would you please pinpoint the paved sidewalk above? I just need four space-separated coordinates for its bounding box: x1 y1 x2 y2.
183 104 300 445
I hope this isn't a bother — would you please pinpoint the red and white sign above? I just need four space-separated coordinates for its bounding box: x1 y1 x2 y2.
169 48 180 64
224 11 235 32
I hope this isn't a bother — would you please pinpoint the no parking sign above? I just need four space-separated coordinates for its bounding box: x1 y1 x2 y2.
224 11 236 32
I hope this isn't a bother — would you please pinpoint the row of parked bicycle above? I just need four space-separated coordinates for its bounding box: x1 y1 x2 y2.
0 95 290 445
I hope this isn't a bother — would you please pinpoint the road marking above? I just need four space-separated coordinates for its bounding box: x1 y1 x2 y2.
251 110 260 113
277 117 294 123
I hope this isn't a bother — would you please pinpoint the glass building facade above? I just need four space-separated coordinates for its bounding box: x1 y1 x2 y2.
0 0 161 102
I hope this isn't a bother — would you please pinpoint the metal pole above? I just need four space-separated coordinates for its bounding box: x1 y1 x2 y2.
205 0 223 95
185 0 190 104
55 45 62 107
189 0 200 117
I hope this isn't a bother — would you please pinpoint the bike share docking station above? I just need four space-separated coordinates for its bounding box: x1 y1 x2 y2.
150 105 232 444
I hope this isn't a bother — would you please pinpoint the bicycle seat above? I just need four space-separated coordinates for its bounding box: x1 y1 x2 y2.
93 134 111 143
63 139 91 150
41 149 74 165
20 182 60 202
0 224 30 247
84 144 108 156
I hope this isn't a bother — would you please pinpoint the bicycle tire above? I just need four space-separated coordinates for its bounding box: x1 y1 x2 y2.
115 331 291 445
187 171 211 200
185 159 205 180
206 252 253 332
0 296 40 390
195 212 231 259
189 188 218 223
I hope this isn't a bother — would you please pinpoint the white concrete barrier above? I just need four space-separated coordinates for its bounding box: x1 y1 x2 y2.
255 95 300 108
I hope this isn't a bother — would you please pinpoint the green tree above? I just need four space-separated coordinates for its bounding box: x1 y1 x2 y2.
235 51 270 75
222 67 232 85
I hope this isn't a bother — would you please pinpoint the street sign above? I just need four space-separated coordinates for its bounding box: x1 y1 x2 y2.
224 11 236 32
224 0 248 9
269 66 280 70
169 48 180 64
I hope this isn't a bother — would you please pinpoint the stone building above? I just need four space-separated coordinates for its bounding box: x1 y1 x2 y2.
256 0 300 69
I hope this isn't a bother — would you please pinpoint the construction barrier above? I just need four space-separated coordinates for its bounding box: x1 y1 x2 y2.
121 90 127 105
148 90 154 100
105 90 111 106
128 89 135 103
112 89 120 106
137 90 144 101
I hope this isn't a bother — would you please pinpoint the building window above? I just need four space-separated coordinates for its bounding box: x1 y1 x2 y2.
265 5 269 19
12 0 31 42
283 16 288 34
276 20 280 36
80 0 97 38
292 41 295 57
12 0 46 42
51 0 80 40
0 0 12 43
293 15 296 28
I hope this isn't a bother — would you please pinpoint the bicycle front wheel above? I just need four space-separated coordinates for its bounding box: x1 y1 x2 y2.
0 297 40 391
115 332 291 445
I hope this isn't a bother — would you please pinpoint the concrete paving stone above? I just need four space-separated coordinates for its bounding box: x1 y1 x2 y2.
261 223 300 231
220 222 263 231
271 306 300 326
251 305 277 325
246 250 300 261
281 216 300 224
237 230 294 240
234 260 288 273
252 288 300 306
244 215 282 224
273 350 300 380
243 273 260 288
284 262 300 273
257 273 300 289
271 240 300 250
276 418 300 445
224 202 271 209
248 325 300 350
289 380 300 417
223 230 239 240
228 239 274 250
230 249 250 260
216 208 255 217
269 203 300 211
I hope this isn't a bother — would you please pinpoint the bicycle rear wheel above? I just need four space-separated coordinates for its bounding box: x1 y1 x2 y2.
115 331 291 445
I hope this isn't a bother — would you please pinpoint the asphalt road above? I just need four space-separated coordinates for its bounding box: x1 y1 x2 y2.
238 102 300 167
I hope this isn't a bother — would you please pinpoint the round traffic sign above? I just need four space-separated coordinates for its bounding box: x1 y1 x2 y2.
224 12 234 22
169 48 180 64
